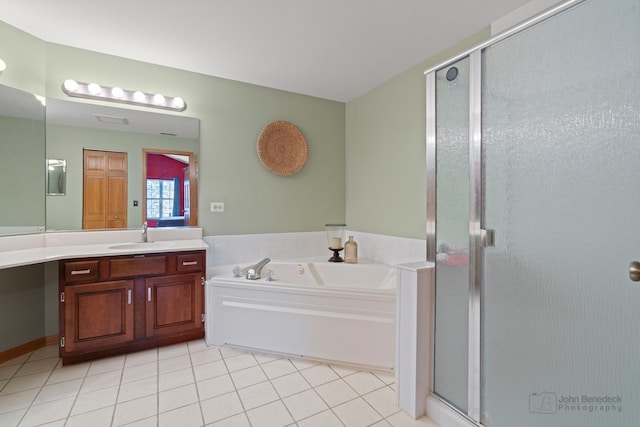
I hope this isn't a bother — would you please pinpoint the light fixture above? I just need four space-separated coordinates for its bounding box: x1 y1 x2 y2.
61 80 187 112
172 97 185 109
111 87 124 98
0 58 6 75
133 91 146 102
87 82 102 95
63 79 79 92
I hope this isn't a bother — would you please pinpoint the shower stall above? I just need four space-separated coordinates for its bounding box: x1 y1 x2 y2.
426 0 640 425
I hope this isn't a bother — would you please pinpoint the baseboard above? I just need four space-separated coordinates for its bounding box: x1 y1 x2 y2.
0 335 57 364
45 334 59 346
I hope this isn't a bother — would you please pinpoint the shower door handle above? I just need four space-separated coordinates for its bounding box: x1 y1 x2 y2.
480 229 495 247
629 261 640 282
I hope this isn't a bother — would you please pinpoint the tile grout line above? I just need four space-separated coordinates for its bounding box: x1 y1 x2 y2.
0 350 34 424
188 342 212 427
63 357 94 425
109 356 128 427
154 348 159 427
254 353 298 427
15 352 64 426
219 348 253 426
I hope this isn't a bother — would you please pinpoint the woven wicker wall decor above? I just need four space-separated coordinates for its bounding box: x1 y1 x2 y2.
257 121 308 176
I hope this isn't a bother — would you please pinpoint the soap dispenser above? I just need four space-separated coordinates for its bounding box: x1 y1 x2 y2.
345 235 358 264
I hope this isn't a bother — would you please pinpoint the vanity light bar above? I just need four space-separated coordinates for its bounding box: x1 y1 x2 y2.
61 79 187 112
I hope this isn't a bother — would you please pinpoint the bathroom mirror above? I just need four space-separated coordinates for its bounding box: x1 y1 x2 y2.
0 82 200 236
46 159 66 195
0 84 46 236
45 99 200 231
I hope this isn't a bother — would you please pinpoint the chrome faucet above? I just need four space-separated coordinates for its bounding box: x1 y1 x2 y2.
141 221 148 243
245 258 271 280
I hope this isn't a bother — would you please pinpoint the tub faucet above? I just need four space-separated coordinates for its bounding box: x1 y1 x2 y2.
141 221 148 243
245 258 271 280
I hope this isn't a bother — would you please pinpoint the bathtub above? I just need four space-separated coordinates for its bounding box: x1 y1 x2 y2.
206 259 396 370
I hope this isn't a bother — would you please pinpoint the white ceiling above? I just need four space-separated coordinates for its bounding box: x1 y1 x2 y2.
0 0 532 102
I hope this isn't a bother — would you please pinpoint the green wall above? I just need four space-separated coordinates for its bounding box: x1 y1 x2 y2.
0 21 45 95
0 23 47 352
345 29 491 239
0 264 45 352
0 116 45 228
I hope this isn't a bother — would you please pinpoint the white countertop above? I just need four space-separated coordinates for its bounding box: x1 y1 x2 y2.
0 228 208 269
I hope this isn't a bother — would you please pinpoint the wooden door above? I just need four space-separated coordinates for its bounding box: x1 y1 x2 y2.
63 280 135 352
83 150 127 229
145 273 203 338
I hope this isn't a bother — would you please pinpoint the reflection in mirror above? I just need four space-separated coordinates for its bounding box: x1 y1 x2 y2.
0 84 46 236
143 149 199 229
46 159 66 195
45 99 199 232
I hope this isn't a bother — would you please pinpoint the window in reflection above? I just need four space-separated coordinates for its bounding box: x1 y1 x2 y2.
146 179 176 219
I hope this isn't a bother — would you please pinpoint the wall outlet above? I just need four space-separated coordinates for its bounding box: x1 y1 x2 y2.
210 202 224 213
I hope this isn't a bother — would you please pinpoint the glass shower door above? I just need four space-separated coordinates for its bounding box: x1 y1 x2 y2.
433 57 470 414
481 0 640 425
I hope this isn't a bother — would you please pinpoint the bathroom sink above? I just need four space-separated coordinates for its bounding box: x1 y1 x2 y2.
108 241 176 250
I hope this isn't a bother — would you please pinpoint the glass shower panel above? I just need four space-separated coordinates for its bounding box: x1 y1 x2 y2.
433 57 470 413
482 0 640 425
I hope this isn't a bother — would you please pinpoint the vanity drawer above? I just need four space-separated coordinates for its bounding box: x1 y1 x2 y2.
109 255 167 278
64 260 100 283
176 253 204 273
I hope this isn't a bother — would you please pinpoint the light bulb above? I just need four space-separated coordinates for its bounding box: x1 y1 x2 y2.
87 83 102 95
63 79 79 92
153 93 165 105
133 91 146 102
111 87 124 98
172 97 185 109
0 58 6 74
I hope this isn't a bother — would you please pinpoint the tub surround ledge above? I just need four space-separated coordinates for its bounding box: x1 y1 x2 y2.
396 261 434 418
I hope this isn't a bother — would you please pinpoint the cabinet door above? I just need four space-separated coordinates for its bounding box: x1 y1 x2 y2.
145 273 203 338
64 280 134 353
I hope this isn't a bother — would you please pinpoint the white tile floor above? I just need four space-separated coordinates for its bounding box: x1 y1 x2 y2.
0 340 438 427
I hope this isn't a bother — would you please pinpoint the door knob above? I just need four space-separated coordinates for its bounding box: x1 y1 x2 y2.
629 261 640 282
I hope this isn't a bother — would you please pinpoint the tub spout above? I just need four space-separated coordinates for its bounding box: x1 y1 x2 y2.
245 258 271 280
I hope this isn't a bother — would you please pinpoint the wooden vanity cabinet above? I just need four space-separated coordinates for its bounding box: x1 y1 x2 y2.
59 250 205 365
